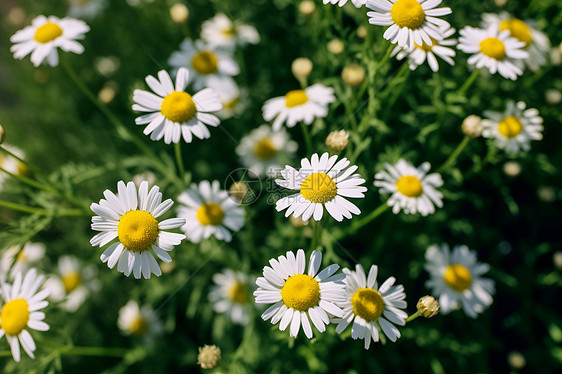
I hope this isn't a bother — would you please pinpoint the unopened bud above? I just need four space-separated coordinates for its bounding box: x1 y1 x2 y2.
461 115 483 138
553 251 562 270
197 345 221 369
298 1 316 16
229 182 249 203
8 7 26 26
417 296 439 318
291 58 313 80
537 186 556 203
0 124 5 144
507 351 526 369
341 64 365 87
357 25 367 39
503 161 521 177
327 39 344 55
326 130 349 152
289 215 309 228
170 3 189 24
98 83 117 104
545 89 562 105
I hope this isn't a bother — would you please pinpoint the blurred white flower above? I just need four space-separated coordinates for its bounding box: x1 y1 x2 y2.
1 242 45 281
209 269 255 325
201 13 260 49
118 300 163 343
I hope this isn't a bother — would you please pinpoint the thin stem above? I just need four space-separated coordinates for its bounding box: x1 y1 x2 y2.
0 167 51 191
59 345 127 357
174 142 185 180
300 123 313 155
437 135 470 173
310 220 321 251
0 200 87 217
0 145 27 166
344 202 390 238
455 69 480 97
405 311 420 323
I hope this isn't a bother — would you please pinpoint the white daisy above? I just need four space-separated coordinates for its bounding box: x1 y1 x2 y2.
117 300 163 343
457 25 529 80
0 242 45 281
262 84 335 131
168 39 240 90
392 26 456 72
89 180 186 280
275 153 367 222
201 13 260 49
323 0 367 8
481 101 543 154
10 15 89 67
333 264 407 349
254 249 346 339
177 180 245 243
206 76 247 119
0 145 27 189
366 0 452 49
209 269 254 325
236 125 298 177
424 243 495 318
482 13 550 72
0 268 50 362
132 67 222 144
68 0 106 19
374 159 443 216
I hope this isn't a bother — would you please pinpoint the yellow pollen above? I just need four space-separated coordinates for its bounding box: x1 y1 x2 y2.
285 90 309 108
253 137 277 160
391 0 425 29
160 91 196 123
300 172 338 204
62 271 82 293
498 116 523 138
33 22 63 43
117 210 159 252
191 51 219 75
221 27 235 37
130 316 148 336
351 288 384 322
16 250 27 263
0 299 30 336
479 37 506 60
228 282 248 304
500 19 532 46
281 274 320 311
443 264 472 291
196 203 225 226
396 175 423 197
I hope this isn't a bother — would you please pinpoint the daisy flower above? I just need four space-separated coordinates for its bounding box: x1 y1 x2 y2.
481 101 543 154
10 15 89 67
333 264 407 349
0 145 28 190
374 159 443 216
209 269 255 325
254 249 346 338
201 13 260 49
236 125 298 177
275 153 367 222
392 26 456 72
89 180 186 280
262 84 335 131
118 300 163 343
206 76 247 119
0 268 50 362
168 39 240 90
323 0 367 8
424 243 495 318
0 242 45 281
366 0 452 49
457 25 529 80
132 67 222 144
482 13 550 72
177 180 245 243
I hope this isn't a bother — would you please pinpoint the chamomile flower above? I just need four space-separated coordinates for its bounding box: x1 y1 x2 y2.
168 39 240 90
262 84 335 131
201 13 260 49
481 101 543 154
323 0 367 8
374 159 443 216
118 300 163 343
10 15 89 67
206 76 246 119
333 264 407 349
0 268 50 362
132 67 222 144
424 244 495 318
177 180 245 243
0 145 28 190
392 26 456 72
68 0 106 19
90 180 186 280
236 125 298 177
366 0 452 49
209 269 254 325
254 249 346 339
0 243 45 281
457 25 529 80
483 13 550 72
275 153 367 222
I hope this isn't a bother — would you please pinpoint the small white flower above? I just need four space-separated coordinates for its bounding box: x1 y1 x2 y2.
201 13 260 49
206 76 247 119
10 15 89 67
0 145 27 190
374 159 443 216
118 300 163 343
67 0 106 19
323 0 367 8
424 244 495 318
209 269 255 325
0 243 45 281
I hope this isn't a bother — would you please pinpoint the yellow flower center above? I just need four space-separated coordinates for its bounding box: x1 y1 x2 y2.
479 37 506 60
33 22 63 44
221 27 234 37
196 203 225 226
228 282 248 304
396 175 423 197
390 0 425 29
498 116 523 138
443 264 472 292
117 210 159 252
191 51 219 75
300 172 338 204
223 96 239 110
16 250 27 263
351 288 384 322
500 19 532 46
281 274 320 311
0 299 30 336
160 91 197 123
285 90 309 108
130 316 148 336
253 137 278 160
62 271 82 293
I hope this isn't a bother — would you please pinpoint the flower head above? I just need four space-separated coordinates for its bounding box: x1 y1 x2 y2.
118 300 163 343
201 13 260 49
209 269 255 325
197 345 221 369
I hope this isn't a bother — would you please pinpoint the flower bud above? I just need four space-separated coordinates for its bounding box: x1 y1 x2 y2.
502 161 521 177
416 296 439 318
0 124 5 145
461 115 483 138
98 83 117 104
327 39 344 55
553 251 562 270
357 25 367 39
298 1 316 17
289 215 309 227
341 64 365 87
537 186 556 203
291 58 313 80
507 351 526 369
545 89 562 105
170 3 189 24
197 345 221 369
229 182 249 203
326 130 349 152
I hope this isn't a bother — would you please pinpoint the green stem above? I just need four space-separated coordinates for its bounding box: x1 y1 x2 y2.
59 346 127 357
455 69 480 97
0 200 87 217
405 311 420 323
174 142 185 180
343 202 390 238
437 135 470 173
0 145 27 166
301 122 313 155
